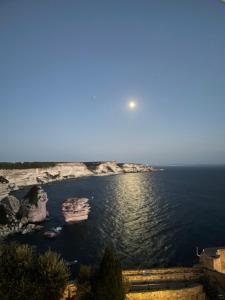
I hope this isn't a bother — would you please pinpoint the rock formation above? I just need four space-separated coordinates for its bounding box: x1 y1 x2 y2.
121 163 155 173
0 185 48 238
94 161 123 175
0 195 20 225
20 186 48 223
62 198 90 223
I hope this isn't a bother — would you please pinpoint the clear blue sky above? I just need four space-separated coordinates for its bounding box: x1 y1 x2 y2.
0 0 225 165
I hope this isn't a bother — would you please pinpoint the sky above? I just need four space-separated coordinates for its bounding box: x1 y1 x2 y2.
0 0 225 165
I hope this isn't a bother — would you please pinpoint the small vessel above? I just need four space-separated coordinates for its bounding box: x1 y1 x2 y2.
62 197 90 223
43 230 60 239
53 226 62 232
43 226 62 238
65 259 78 266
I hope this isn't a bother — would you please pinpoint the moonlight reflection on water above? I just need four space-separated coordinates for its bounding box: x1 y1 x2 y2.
9 167 225 270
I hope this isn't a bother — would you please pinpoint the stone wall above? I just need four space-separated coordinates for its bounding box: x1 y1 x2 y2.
124 267 206 300
203 269 225 299
218 249 225 273
123 267 203 282
126 285 205 300
200 249 225 273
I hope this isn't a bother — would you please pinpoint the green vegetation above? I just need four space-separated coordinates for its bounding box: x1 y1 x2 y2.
76 247 126 300
76 265 94 300
0 243 70 300
0 162 57 169
0 243 126 300
94 247 126 300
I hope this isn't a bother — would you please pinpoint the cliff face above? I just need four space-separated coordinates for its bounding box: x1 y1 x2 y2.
0 162 155 199
122 163 156 173
20 186 48 223
94 161 123 175
0 186 49 238
0 163 93 198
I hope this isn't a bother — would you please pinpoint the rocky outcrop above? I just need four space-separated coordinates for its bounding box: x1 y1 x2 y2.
0 186 48 238
0 184 11 200
94 161 123 175
0 195 20 225
0 162 157 199
1 195 20 216
92 161 155 175
0 176 9 184
20 186 48 223
62 198 90 223
0 163 93 199
121 163 156 173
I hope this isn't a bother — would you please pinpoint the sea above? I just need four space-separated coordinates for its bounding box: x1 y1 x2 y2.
8 166 225 274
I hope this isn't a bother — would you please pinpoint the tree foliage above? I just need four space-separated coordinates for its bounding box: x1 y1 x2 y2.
76 247 126 300
94 247 126 300
76 265 94 300
0 243 69 300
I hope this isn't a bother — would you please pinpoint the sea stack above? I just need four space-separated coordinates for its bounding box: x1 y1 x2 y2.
62 198 90 223
20 186 48 223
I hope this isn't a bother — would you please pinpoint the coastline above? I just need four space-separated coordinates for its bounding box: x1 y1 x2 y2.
0 161 157 199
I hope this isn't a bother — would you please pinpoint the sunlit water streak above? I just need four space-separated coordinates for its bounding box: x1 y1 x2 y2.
8 166 225 272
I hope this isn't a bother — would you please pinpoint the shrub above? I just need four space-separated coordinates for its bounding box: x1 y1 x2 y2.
0 243 69 300
37 250 70 300
76 265 94 300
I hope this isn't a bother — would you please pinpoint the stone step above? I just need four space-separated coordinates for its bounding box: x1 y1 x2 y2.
130 281 201 292
124 267 202 276
126 273 202 283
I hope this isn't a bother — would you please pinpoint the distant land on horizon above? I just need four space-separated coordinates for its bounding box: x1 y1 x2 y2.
0 161 224 170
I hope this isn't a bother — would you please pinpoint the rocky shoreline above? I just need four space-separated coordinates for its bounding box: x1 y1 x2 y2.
0 161 157 238
0 186 48 238
0 161 157 200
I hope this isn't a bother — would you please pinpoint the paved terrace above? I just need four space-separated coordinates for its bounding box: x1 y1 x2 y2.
123 267 206 300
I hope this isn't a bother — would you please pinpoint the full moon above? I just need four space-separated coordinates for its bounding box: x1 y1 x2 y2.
128 100 137 110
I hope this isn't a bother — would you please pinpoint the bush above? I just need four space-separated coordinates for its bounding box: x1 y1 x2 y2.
76 265 94 300
0 243 70 300
37 250 70 300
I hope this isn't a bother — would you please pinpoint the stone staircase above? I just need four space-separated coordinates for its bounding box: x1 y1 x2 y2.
123 267 207 300
202 269 225 300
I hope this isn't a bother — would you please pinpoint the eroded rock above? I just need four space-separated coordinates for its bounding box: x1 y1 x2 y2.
62 198 90 223
20 186 48 223
0 186 48 238
1 195 20 215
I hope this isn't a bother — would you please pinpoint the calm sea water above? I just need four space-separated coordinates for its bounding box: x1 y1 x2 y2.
9 166 225 272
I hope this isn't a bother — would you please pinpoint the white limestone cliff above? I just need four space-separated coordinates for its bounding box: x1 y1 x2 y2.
94 161 123 175
0 162 156 199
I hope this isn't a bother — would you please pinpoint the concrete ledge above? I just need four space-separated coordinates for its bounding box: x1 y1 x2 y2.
126 284 205 300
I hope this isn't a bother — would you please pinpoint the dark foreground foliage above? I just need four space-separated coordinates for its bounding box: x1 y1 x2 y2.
76 265 95 300
0 243 69 300
76 247 126 300
94 247 126 300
